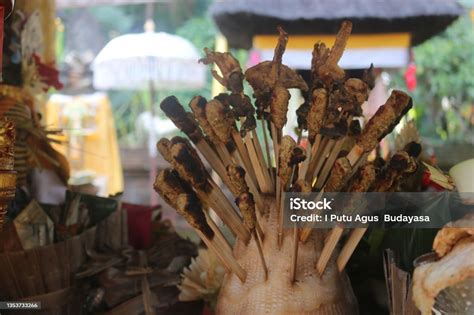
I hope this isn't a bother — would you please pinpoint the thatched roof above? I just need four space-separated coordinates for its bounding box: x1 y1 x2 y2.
211 0 463 49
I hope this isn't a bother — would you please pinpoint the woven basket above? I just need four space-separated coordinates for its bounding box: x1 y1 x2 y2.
0 207 126 307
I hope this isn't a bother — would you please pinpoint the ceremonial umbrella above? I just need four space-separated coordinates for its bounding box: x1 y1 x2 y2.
93 24 206 203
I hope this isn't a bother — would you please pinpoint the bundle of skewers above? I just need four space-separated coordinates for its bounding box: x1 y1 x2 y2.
154 21 420 314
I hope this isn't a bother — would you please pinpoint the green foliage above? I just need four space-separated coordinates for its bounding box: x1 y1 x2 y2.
90 6 136 35
170 16 217 108
391 14 474 143
176 17 217 54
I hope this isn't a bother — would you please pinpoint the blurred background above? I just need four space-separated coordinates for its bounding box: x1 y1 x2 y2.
44 0 473 205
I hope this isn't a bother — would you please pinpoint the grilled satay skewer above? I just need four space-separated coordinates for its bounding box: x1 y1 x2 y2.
167 138 251 243
188 95 231 162
226 164 265 239
268 27 290 197
204 98 237 161
303 88 329 181
153 169 246 282
153 169 231 251
299 156 353 243
316 162 378 275
277 136 306 247
236 192 268 280
301 22 353 180
337 148 419 272
206 99 259 185
205 99 266 208
319 148 418 275
200 49 273 193
314 79 369 189
317 89 412 199
314 92 412 274
347 90 413 165
160 96 230 184
177 194 247 283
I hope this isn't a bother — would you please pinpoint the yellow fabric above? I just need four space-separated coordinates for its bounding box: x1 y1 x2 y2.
253 33 411 50
211 34 228 97
45 93 123 196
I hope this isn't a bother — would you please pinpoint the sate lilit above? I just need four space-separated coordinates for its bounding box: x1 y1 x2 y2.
226 164 248 197
154 170 213 239
176 194 214 239
325 157 352 192
307 88 328 143
206 99 235 145
236 192 256 230
189 96 221 145
160 96 203 143
170 141 211 193
358 91 412 152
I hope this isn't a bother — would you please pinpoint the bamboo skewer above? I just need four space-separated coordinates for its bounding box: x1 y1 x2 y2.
305 137 330 182
256 219 265 241
271 122 280 182
215 142 234 166
336 146 419 273
153 173 247 283
252 129 274 192
208 180 251 241
337 227 367 272
231 151 265 213
291 225 299 283
195 140 231 184
271 122 284 244
232 131 259 188
300 142 312 178
277 186 286 248
253 229 268 280
319 128 416 276
245 133 271 193
308 138 335 183
196 229 247 282
167 141 251 243
314 137 346 190
316 225 344 276
204 210 233 253
261 119 275 186
237 192 268 280
277 137 306 248
298 190 325 242
290 179 311 282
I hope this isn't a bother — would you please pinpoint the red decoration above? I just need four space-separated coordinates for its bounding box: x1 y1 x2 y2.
404 62 417 91
33 53 63 91
422 170 445 191
123 203 160 249
0 0 13 18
